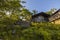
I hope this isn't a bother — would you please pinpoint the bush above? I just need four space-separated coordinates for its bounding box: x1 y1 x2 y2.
0 22 60 40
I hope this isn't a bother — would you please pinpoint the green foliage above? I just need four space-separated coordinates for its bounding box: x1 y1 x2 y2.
46 8 57 15
0 0 22 12
32 10 38 15
1 19 60 40
0 0 60 40
20 8 32 21
21 22 60 40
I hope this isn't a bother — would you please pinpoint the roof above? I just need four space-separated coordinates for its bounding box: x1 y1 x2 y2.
49 9 60 22
51 9 60 16
32 12 50 18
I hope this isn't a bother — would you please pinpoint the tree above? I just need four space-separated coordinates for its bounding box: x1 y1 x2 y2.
0 0 23 14
19 8 32 21
46 8 57 15
32 10 38 15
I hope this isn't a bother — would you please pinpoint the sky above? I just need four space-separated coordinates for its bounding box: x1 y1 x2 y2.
23 0 60 12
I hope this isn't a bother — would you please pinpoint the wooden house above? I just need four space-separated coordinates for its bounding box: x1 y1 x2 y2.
14 20 30 27
31 12 50 22
15 9 60 27
49 9 60 24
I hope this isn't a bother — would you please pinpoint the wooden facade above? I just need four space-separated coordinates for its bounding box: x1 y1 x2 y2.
31 12 50 22
49 9 60 24
15 20 30 27
32 9 60 24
